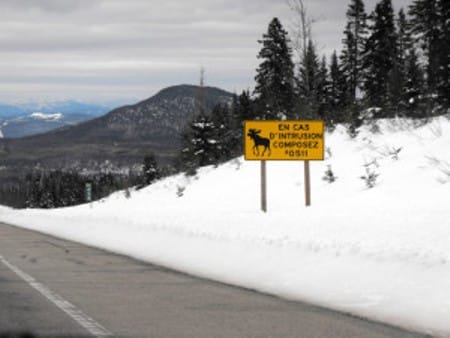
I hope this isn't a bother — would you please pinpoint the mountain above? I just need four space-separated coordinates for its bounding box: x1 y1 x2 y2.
98 84 233 142
0 112 96 138
0 101 111 118
20 100 112 116
0 84 233 176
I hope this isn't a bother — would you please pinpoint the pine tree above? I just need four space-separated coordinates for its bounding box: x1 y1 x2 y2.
142 154 160 187
438 0 450 107
317 56 330 123
254 17 295 120
210 103 234 163
237 90 254 122
362 0 397 115
340 0 368 103
329 51 347 124
397 9 411 74
394 8 412 113
178 112 218 175
297 39 320 119
404 48 425 117
227 90 255 157
409 0 441 97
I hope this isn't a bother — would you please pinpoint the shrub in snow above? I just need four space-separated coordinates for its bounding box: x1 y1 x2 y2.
360 167 379 188
322 165 337 183
388 147 402 160
368 121 381 134
347 124 359 138
176 185 185 197
326 147 333 160
379 146 402 160
364 158 379 168
233 158 242 170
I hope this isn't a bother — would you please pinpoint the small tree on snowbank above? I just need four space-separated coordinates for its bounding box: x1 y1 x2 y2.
323 165 337 183
360 166 379 188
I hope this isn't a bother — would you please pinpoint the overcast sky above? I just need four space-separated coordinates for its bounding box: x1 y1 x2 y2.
0 0 413 105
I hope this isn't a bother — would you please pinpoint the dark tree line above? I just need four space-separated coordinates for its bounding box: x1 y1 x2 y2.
0 154 162 209
177 0 449 175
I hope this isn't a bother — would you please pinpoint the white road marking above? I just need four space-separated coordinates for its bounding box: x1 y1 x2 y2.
0 255 112 337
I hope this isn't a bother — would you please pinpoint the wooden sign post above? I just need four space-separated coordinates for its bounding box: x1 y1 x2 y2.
261 160 267 212
304 160 311 207
244 120 324 211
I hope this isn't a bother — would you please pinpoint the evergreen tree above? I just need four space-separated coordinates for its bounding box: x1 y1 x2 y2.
329 51 347 124
362 0 397 115
404 48 425 117
340 0 368 103
236 90 254 122
394 8 412 113
25 170 87 208
409 0 441 96
210 103 234 163
438 0 450 107
228 90 254 157
317 56 330 123
396 9 411 74
96 173 118 199
178 112 218 175
142 154 160 187
254 17 295 120
229 93 242 154
297 39 320 119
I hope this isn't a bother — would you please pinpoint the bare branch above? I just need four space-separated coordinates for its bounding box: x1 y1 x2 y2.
286 0 314 62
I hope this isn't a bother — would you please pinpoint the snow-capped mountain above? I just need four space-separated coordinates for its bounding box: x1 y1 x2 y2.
29 112 63 120
0 100 114 138
0 100 112 118
0 112 95 138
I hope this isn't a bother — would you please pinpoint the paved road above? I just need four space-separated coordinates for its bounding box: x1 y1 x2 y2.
0 222 429 338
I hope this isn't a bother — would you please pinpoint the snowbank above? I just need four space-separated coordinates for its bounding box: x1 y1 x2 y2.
1 116 449 336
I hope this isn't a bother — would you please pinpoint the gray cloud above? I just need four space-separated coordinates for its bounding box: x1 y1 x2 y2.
0 0 413 104
0 0 101 13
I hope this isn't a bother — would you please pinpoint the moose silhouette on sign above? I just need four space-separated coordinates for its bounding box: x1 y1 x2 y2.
247 128 271 156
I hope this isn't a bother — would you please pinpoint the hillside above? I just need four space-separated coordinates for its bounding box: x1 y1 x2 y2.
0 85 233 175
1 115 449 337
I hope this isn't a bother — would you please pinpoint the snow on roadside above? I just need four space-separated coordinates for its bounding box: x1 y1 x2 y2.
1 116 449 336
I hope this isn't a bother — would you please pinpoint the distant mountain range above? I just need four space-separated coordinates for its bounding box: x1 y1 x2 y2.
0 100 113 138
0 84 233 178
0 112 97 138
0 101 112 118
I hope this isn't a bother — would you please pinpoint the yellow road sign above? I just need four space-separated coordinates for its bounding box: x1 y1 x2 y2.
244 120 324 160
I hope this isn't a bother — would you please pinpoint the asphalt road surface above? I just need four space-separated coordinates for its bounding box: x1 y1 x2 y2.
0 222 429 338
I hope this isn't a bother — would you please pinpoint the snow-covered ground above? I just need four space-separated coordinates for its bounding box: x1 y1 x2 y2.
1 116 449 336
